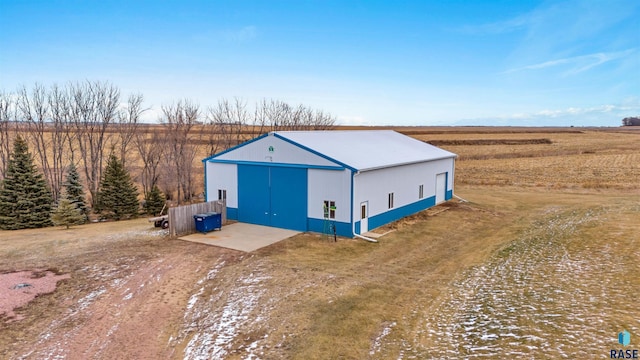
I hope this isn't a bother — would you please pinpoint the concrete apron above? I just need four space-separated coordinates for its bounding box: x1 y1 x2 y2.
178 222 300 252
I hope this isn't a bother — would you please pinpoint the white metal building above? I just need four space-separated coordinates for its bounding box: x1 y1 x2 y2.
203 130 456 237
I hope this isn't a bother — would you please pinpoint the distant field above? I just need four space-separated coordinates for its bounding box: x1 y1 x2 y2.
1 126 639 359
409 128 640 190
6 125 639 200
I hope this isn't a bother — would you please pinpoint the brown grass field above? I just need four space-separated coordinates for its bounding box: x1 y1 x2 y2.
1 126 639 359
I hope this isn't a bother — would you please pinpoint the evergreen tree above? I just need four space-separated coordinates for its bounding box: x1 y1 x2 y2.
96 153 139 220
0 136 53 230
63 163 89 223
144 185 166 215
51 196 85 229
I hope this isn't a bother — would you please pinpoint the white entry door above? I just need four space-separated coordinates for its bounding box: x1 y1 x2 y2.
435 173 447 204
360 201 368 233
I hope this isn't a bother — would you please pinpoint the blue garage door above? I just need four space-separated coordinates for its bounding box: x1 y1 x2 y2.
238 165 270 226
237 165 308 231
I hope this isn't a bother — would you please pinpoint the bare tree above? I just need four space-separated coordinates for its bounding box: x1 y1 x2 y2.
48 84 75 201
207 98 248 151
134 127 165 197
16 84 70 200
254 99 336 132
203 98 336 156
115 93 145 167
69 80 120 208
311 108 336 130
2 85 74 198
16 85 48 167
162 100 200 204
0 91 15 179
251 99 270 137
263 99 292 131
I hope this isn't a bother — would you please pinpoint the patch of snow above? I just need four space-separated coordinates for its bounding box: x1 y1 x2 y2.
76 288 106 312
370 321 396 355
182 263 272 360
186 287 204 312
410 207 640 358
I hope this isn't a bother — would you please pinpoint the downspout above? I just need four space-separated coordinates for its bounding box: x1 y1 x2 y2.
351 210 378 243
355 232 378 243
454 194 469 203
352 170 378 243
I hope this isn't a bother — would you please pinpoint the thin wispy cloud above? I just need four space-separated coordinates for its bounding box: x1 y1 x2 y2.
337 115 368 126
458 14 531 34
530 102 639 118
221 26 257 42
459 99 640 126
503 49 636 76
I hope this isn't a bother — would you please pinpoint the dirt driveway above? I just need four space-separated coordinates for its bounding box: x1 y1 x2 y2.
3 189 638 359
0 219 243 359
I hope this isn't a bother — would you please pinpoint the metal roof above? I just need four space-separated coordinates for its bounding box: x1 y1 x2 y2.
274 130 456 172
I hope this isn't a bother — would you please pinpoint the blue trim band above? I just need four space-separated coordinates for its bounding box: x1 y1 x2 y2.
209 159 344 171
363 195 437 231
227 207 238 220
307 218 353 237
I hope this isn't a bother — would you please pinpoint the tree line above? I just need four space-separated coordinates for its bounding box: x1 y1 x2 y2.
0 81 335 229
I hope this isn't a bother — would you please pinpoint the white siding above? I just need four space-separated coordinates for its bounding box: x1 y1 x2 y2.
203 130 456 236
353 158 454 219
307 169 351 222
206 162 238 207
215 134 339 168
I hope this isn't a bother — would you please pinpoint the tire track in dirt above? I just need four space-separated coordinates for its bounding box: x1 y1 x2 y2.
16 246 238 360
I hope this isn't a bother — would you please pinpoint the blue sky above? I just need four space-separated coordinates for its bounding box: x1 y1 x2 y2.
1 0 638 126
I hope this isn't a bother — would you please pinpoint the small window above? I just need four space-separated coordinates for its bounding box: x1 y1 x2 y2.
361 204 367 219
419 184 424 199
218 189 227 201
388 192 394 209
323 200 336 219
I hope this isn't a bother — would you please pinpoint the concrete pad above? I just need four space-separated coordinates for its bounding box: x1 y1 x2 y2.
178 222 300 252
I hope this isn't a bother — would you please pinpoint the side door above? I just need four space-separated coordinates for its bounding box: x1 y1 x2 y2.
359 201 368 234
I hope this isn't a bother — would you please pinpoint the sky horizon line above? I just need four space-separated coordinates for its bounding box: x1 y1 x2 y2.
1 1 638 127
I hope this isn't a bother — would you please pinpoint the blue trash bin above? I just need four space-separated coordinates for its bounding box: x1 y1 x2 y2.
193 212 222 233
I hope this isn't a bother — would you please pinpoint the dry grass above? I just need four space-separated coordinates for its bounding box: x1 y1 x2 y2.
411 193 640 358
171 197 515 359
8 125 639 201
413 129 640 190
1 126 639 359
173 189 639 359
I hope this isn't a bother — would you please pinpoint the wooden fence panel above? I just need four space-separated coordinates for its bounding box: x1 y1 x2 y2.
168 200 226 237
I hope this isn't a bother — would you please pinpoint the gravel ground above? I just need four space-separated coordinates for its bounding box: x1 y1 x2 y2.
0 271 70 321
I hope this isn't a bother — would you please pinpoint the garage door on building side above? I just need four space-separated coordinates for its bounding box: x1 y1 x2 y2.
237 164 308 231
